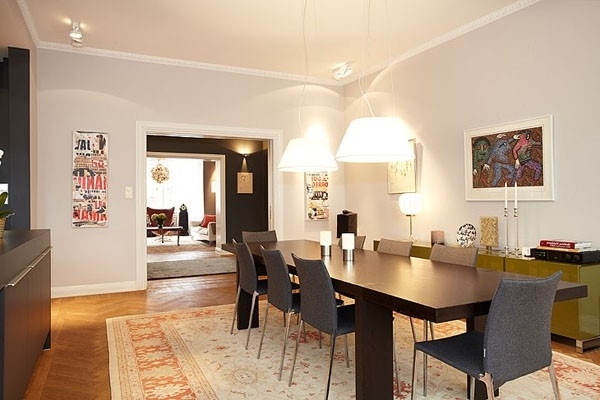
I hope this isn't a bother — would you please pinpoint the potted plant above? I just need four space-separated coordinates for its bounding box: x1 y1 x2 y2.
151 212 167 228
0 191 14 238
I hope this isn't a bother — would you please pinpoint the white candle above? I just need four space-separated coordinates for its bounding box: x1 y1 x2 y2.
504 182 508 209
320 231 332 246
514 181 518 208
341 233 355 250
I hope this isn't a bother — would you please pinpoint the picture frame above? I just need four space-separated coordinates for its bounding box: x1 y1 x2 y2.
387 139 417 194
464 115 554 201
237 172 253 194
72 131 108 227
305 171 330 221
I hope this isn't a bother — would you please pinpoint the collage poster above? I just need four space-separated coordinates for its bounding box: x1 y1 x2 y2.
305 171 329 221
72 131 108 227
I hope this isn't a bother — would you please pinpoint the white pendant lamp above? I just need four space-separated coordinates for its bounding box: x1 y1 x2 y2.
278 137 338 172
335 117 415 163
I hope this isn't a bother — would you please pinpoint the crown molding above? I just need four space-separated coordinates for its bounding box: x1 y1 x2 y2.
23 0 541 88
36 41 342 87
352 0 543 83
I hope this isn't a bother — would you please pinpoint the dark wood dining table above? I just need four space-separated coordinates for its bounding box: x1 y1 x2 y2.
224 239 587 400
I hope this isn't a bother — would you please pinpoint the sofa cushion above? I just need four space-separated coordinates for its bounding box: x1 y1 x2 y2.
200 214 216 228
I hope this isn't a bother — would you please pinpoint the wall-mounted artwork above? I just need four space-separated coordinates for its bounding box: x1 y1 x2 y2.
305 171 329 221
237 172 253 194
72 131 108 227
388 139 417 194
464 115 554 201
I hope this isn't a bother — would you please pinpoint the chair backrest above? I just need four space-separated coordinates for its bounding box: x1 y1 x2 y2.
377 238 412 256
261 247 293 313
429 243 478 267
337 235 366 249
242 230 278 243
146 206 175 227
233 241 258 294
292 253 338 334
483 271 562 388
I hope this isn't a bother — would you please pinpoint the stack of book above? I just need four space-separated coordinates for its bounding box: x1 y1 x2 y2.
537 239 595 252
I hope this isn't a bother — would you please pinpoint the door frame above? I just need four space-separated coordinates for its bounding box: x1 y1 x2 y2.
135 121 283 290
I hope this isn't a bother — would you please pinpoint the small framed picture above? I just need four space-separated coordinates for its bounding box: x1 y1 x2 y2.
237 172 253 194
387 139 417 194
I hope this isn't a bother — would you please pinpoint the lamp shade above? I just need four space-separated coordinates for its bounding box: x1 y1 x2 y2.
278 137 338 172
399 192 423 216
335 117 415 163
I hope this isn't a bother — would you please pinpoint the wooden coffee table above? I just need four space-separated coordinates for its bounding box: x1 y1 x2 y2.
146 226 183 245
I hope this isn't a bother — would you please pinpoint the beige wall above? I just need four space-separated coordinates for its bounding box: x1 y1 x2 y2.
343 0 600 248
37 50 345 296
5 0 600 296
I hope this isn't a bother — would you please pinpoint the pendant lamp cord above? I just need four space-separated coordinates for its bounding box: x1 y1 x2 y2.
298 0 309 135
358 0 375 117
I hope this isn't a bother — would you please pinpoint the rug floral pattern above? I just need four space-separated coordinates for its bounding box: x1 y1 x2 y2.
107 304 600 399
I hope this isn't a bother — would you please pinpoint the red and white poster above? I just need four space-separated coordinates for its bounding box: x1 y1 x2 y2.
72 131 108 227
305 171 329 221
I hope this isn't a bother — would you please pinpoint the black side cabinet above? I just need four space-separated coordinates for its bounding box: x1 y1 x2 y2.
0 230 51 400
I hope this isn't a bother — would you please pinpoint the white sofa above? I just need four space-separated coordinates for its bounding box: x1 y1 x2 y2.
190 219 216 245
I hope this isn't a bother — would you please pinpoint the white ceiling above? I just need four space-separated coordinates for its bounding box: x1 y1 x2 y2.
18 0 539 84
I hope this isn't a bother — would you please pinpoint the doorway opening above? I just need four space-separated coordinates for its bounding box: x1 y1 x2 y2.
135 121 284 290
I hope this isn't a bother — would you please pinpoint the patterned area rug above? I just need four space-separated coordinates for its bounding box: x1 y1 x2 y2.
147 258 236 280
107 304 600 399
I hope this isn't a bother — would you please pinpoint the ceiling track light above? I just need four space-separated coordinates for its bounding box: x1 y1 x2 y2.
69 21 84 46
332 63 352 80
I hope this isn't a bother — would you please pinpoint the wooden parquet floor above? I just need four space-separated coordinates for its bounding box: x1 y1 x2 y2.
24 273 600 399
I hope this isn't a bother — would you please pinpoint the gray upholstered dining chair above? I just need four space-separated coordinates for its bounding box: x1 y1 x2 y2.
230 241 268 350
429 243 479 267
337 235 366 249
257 247 302 380
419 243 479 340
377 237 412 256
289 254 356 400
411 271 562 400
241 230 278 277
376 238 412 388
242 230 278 243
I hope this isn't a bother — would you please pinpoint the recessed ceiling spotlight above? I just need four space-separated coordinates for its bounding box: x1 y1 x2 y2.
332 63 352 80
69 21 83 46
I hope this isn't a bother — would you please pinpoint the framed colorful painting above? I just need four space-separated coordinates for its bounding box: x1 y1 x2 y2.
463 115 554 201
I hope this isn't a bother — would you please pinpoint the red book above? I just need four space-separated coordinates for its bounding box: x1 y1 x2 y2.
538 239 592 249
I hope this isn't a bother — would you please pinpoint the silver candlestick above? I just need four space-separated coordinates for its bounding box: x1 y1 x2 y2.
513 206 520 255
504 207 509 255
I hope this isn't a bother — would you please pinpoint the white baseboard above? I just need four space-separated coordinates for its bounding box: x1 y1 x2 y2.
51 280 141 298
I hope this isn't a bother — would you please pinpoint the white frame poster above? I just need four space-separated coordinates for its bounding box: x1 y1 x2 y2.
72 131 108 227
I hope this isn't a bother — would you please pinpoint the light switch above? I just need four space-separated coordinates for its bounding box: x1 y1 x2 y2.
125 186 133 199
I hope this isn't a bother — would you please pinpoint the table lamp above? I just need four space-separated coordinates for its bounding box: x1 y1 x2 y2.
320 230 332 256
399 192 423 242
341 232 355 261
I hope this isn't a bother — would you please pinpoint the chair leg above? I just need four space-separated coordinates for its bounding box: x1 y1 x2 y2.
326 334 337 400
548 363 562 400
469 375 475 400
409 317 417 342
393 326 399 391
344 334 350 368
230 286 241 335
288 320 304 387
422 323 428 396
410 348 418 400
277 311 294 381
257 302 270 358
481 373 496 400
245 291 258 350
